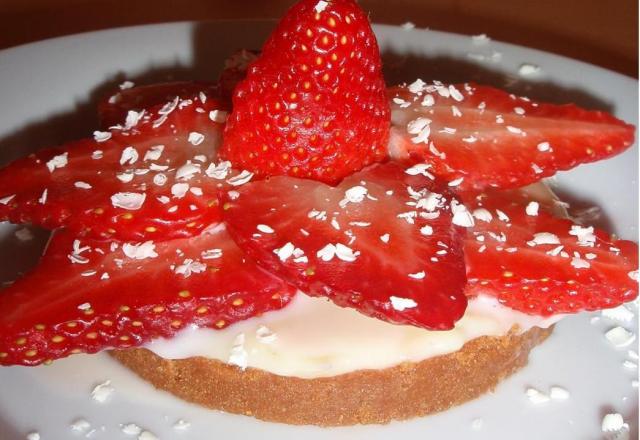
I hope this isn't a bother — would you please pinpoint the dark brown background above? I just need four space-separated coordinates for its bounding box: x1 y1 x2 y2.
0 0 637 77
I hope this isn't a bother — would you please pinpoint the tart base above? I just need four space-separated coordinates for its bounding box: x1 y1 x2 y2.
111 325 553 426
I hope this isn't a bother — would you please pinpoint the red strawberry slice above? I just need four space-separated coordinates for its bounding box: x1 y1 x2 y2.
388 82 635 191
98 81 222 129
222 162 467 330
0 90 245 241
221 0 390 183
462 191 638 315
0 225 296 366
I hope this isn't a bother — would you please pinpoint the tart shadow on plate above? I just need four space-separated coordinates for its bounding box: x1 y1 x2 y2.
0 21 629 438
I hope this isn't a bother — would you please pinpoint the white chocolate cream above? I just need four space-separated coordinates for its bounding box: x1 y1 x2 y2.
145 293 562 378
146 181 566 378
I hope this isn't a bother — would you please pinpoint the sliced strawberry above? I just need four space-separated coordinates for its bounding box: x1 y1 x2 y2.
0 91 245 241
0 225 296 366
462 191 638 315
221 0 390 183
222 162 467 330
98 81 222 129
388 82 635 191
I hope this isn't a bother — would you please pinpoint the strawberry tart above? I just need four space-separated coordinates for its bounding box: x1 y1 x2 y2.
0 0 637 427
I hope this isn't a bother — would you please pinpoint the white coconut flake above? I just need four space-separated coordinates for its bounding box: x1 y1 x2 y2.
111 192 145 210
171 183 190 198
335 243 359 262
38 189 48 204
201 248 223 259
116 171 134 183
549 386 570 400
472 208 493 222
174 259 207 277
153 174 167 186
601 413 625 432
257 224 274 234
227 170 254 186
525 387 550 404
74 181 92 190
390 296 418 311
274 242 295 262
91 380 114 403
209 109 228 123
401 21 415 30
173 419 191 431
14 227 33 241
405 163 434 179
448 177 464 187
93 131 112 142
256 325 277 344
119 146 139 165
188 131 205 146
314 0 328 13
451 200 475 228
408 271 426 280
143 145 164 162
0 194 15 205
317 244 336 261
92 150 104 160
420 225 433 236
569 225 596 247
26 433 41 440
339 185 368 207
408 78 426 93
46 152 68 172
176 162 201 181
471 418 484 431
528 232 561 246
518 63 542 77
605 327 636 347
122 241 158 260
627 270 638 282
537 141 551 152
526 201 539 216
571 257 590 269
124 110 144 129
70 418 92 434
228 333 248 370
138 431 159 440
380 233 390 243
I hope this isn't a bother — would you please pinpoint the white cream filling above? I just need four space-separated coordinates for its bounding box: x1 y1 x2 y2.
145 293 562 378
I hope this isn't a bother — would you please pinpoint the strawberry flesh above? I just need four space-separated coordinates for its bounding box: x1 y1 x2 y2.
388 82 635 191
0 90 240 241
463 191 638 315
0 225 296 366
222 162 468 330
221 0 390 183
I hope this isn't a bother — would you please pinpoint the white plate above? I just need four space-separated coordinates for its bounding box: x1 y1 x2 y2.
0 21 637 440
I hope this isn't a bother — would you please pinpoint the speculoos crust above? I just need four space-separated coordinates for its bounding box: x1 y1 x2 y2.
111 325 553 426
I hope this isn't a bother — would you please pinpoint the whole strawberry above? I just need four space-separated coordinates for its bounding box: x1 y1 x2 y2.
221 0 390 183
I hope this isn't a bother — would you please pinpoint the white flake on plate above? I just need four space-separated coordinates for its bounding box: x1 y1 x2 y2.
526 201 539 216
227 170 254 186
450 200 474 227
173 419 191 431
119 80 135 90
400 22 415 30
448 85 464 101
256 325 277 344
407 117 431 144
549 386 570 400
143 145 164 161
111 192 145 210
471 33 490 45
257 224 274 234
93 131 112 142
601 305 635 323
471 418 483 430
525 387 550 404
92 150 104 160
518 63 542 76
138 431 159 440
0 194 15 205
380 233 390 243
623 360 637 370
119 146 139 165
188 131 205 146
422 94 435 107
339 185 368 207
605 326 636 347
601 413 625 432
171 183 189 198
26 433 40 440
390 296 417 311
122 241 158 260
209 109 228 123
38 189 48 204
408 271 426 280
70 418 91 434
91 380 114 403
405 163 434 179
46 152 68 172
228 333 248 370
